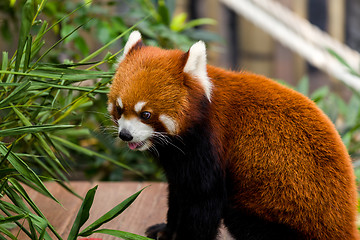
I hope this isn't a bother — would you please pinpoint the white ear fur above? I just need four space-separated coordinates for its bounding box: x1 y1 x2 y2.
183 41 212 101
118 31 142 63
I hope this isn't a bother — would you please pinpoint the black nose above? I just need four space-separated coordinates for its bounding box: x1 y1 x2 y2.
119 129 133 141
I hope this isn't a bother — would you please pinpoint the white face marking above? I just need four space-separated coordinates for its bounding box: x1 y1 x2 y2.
117 97 123 109
134 101 147 113
159 114 178 135
183 41 212 101
117 115 154 151
107 102 114 113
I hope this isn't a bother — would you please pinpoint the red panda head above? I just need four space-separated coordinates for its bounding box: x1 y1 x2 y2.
108 31 212 151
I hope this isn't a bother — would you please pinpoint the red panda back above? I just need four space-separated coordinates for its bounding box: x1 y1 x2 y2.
208 66 359 239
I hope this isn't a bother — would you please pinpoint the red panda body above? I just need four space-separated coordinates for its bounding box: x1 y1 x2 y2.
108 31 359 240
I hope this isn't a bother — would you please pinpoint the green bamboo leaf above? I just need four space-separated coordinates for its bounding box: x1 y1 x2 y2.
0 67 113 82
31 80 109 93
80 187 147 236
32 20 48 49
87 229 152 240
0 144 59 204
12 107 66 172
0 168 17 179
0 80 31 108
1 51 8 79
23 35 32 72
67 185 98 240
170 13 187 32
0 226 17 240
158 0 170 26
327 48 353 72
32 21 88 67
14 0 36 77
79 17 147 63
182 18 216 31
0 203 32 238
8 178 57 240
0 83 20 87
0 214 26 225
50 135 140 174
0 141 14 167
0 124 76 137
0 197 51 240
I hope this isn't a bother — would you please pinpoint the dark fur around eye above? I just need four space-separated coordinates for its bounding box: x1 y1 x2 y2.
140 111 151 120
116 106 122 116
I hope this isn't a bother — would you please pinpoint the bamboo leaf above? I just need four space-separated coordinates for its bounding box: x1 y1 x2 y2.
33 21 89 66
14 0 36 77
0 226 17 240
50 135 140 174
67 185 98 240
170 13 187 32
182 18 216 31
0 201 32 238
0 214 26 225
23 35 32 72
0 80 31 108
32 81 108 93
80 187 147 236
0 144 59 204
0 142 14 167
0 168 17 179
158 0 170 26
12 107 66 172
79 17 147 63
0 124 76 137
8 178 58 240
1 51 8 80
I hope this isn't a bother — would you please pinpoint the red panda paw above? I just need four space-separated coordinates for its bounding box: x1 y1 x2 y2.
145 223 172 240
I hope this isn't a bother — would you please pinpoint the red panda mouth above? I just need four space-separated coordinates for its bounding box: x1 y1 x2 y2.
128 141 145 150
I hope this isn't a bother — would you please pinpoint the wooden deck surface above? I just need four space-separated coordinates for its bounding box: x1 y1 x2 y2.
9 181 233 240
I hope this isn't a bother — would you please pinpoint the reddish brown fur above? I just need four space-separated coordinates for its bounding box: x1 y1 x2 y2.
208 66 359 239
109 44 359 239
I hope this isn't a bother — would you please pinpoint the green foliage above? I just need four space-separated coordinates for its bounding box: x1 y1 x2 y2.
0 0 167 239
124 0 221 50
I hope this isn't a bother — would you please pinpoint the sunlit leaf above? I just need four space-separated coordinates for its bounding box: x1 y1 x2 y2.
80 187 147 236
67 185 98 240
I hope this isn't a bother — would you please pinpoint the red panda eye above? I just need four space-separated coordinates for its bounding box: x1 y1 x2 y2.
140 111 151 120
116 106 122 116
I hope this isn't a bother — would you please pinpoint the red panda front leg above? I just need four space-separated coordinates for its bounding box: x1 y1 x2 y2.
146 183 225 240
169 188 224 240
146 123 226 240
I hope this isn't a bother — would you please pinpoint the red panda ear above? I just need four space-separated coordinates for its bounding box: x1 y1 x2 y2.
118 31 143 63
183 41 212 101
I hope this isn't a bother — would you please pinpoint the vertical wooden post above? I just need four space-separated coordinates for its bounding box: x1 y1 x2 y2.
328 0 345 42
238 18 275 77
203 0 224 67
293 0 308 82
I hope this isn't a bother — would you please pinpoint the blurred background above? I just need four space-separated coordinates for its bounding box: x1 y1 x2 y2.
1 0 359 182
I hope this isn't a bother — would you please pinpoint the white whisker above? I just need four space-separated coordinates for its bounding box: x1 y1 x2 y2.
151 131 185 155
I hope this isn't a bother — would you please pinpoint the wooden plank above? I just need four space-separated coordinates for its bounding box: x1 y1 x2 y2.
6 182 233 239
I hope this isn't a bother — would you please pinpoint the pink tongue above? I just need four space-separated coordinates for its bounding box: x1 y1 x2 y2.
128 142 141 150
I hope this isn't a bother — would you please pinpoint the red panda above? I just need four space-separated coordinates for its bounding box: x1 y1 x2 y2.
108 31 359 240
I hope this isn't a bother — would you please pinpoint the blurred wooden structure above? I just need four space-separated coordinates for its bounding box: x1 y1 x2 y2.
179 0 350 90
9 182 234 240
